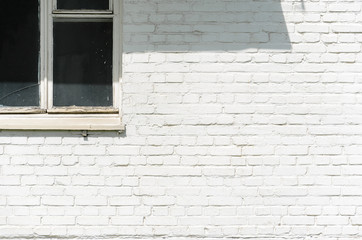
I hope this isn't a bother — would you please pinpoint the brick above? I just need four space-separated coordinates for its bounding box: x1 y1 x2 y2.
111 217 143 225
4 146 38 155
0 176 20 185
74 146 106 155
108 146 140 155
42 216 76 225
296 24 329 33
109 197 141 206
316 216 349 225
75 196 107 206
145 216 177 226
42 196 74 206
7 216 41 226
77 216 109 226
332 25 362 33
8 197 40 206
39 146 72 155
2 166 34 175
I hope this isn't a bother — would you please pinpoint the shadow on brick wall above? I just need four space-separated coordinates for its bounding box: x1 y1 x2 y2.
123 0 291 52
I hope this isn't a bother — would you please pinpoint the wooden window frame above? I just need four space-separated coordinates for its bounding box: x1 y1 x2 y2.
0 0 124 131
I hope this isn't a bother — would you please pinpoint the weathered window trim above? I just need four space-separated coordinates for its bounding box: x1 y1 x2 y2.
0 108 46 115
0 0 123 131
0 114 124 131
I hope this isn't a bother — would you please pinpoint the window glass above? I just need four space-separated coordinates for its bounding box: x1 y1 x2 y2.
0 0 40 107
57 0 109 10
53 21 113 107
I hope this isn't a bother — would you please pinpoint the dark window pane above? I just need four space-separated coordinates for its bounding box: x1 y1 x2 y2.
57 0 109 10
53 21 113 107
0 0 40 107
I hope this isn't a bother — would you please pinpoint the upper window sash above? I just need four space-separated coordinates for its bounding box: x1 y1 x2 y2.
53 0 113 14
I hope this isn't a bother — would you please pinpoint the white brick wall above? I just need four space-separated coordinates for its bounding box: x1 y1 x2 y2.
1 0 362 239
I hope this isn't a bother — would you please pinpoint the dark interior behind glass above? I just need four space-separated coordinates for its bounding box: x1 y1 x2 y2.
53 21 113 107
0 0 39 107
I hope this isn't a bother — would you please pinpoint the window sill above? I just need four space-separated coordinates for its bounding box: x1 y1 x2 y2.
0 114 124 131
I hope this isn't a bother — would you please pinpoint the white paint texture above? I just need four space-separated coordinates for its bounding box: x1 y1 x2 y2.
1 0 362 239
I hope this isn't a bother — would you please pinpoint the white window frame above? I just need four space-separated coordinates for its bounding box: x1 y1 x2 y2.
0 0 124 131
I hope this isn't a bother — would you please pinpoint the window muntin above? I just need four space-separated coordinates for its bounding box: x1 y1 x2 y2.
0 0 40 107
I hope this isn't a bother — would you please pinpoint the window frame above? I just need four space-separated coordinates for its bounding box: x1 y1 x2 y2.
0 0 124 131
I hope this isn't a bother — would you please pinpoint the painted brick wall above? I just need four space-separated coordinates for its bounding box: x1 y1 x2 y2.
1 0 362 239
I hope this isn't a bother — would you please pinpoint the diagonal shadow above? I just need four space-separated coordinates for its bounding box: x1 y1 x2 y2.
123 0 291 52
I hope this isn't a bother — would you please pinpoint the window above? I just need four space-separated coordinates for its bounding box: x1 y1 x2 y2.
0 0 123 130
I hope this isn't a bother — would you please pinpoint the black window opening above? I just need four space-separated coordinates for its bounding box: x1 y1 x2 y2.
53 20 113 107
0 0 40 107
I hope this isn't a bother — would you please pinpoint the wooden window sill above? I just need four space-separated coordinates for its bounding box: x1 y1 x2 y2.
0 114 124 131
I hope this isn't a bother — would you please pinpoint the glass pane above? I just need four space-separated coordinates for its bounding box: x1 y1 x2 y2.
0 0 40 107
53 21 113 107
57 0 109 10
